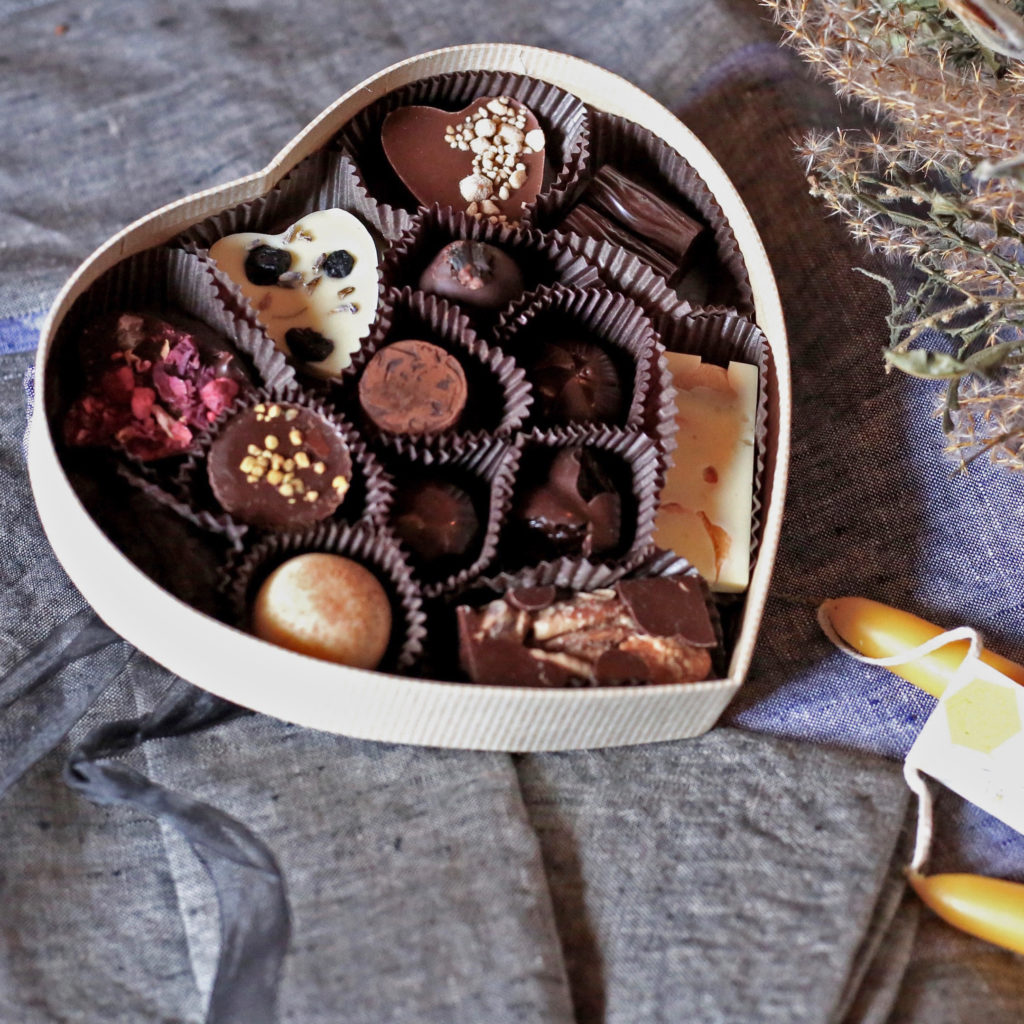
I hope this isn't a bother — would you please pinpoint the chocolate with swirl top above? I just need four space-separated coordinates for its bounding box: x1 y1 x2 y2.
585 166 704 267
561 205 679 282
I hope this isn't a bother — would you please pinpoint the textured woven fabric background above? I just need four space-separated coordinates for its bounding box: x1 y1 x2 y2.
3 1 1024 1021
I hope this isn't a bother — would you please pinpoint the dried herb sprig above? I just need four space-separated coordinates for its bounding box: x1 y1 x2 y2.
764 0 1024 469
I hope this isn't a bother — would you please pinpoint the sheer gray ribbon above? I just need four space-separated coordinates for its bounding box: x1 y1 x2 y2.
2 609 291 1024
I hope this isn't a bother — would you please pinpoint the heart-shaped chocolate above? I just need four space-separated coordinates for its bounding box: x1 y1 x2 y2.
381 96 545 222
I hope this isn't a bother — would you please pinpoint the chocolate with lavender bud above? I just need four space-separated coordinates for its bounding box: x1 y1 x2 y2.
64 311 252 461
418 240 524 311
391 478 480 564
584 165 704 268
457 576 716 688
207 401 352 529
513 447 621 561
531 338 624 425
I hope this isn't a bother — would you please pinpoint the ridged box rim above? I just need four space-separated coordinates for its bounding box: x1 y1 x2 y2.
27 43 791 751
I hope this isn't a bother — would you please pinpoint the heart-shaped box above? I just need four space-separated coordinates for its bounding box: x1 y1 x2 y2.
27 44 790 751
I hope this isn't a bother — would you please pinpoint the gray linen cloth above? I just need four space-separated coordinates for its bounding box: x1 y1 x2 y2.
2 1 1023 1022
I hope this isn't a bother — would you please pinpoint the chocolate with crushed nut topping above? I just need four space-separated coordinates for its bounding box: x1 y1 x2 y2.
418 240 524 311
207 402 352 528
457 577 715 688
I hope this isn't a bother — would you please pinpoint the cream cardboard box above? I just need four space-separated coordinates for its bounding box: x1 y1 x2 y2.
27 44 791 751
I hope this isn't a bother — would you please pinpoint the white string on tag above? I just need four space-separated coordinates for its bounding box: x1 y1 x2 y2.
818 607 986 873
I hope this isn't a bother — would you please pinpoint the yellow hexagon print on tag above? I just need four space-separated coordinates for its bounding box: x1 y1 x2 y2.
946 679 1022 754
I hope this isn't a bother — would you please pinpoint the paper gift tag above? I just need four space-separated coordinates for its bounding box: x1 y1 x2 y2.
907 657 1024 837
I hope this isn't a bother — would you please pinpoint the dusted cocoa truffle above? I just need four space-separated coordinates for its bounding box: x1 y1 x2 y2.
358 340 468 435
457 577 716 688
207 402 352 529
532 339 624 424
64 311 251 461
392 479 480 564
514 447 621 561
252 553 392 668
418 241 523 311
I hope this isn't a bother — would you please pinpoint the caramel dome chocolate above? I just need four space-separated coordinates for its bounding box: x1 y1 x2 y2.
514 447 621 561
391 478 480 564
252 553 392 669
418 240 524 311
207 402 352 529
531 338 624 424
358 340 468 435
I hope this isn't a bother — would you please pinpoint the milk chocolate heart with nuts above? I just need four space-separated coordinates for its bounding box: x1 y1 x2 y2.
382 96 545 222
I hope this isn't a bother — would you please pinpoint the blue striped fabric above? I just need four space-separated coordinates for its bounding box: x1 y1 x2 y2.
0 311 45 356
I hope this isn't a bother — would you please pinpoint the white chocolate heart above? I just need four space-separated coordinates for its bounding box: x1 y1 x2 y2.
210 209 378 378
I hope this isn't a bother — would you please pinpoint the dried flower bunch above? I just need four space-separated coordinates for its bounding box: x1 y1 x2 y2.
763 0 1024 469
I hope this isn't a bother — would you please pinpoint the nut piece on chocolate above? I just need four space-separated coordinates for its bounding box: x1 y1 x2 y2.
532 338 624 424
64 311 251 461
457 577 716 688
418 240 524 311
358 340 468 436
514 447 621 561
392 478 480 565
207 402 352 529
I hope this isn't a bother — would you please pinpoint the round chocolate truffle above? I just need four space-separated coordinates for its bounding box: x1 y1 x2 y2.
392 479 480 563
207 402 352 529
252 553 392 669
358 340 468 436
515 447 621 560
419 241 524 311
532 339 624 424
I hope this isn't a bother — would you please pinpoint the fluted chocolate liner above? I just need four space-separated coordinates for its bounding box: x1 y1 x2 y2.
333 70 589 221
545 227 693 325
174 150 331 254
340 287 532 450
560 111 754 318
654 306 771 572
224 522 426 672
492 427 660 584
495 284 662 434
175 385 393 533
116 462 250 549
380 438 520 599
382 206 600 305
317 152 414 244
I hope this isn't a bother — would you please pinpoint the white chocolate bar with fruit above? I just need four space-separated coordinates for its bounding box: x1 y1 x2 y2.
654 353 757 593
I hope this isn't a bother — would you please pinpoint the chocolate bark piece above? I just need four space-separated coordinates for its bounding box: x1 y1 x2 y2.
207 402 352 529
560 204 679 282
456 578 715 688
381 96 545 221
64 311 252 461
514 448 621 561
391 478 480 563
585 166 704 267
531 338 624 425
418 240 524 311
358 340 468 436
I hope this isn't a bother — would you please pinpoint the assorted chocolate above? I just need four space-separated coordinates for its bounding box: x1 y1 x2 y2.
358 340 468 436
419 240 524 311
209 209 379 379
55 79 764 686
206 402 352 529
382 96 545 222
457 577 716 688
64 312 251 460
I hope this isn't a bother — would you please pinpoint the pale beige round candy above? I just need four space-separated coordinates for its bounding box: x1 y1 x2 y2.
252 553 392 669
